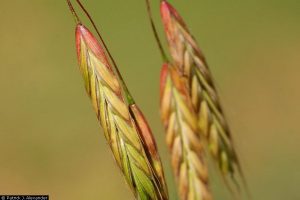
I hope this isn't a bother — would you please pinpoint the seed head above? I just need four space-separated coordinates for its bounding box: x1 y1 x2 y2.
73 19 168 200
160 63 212 200
160 0 248 196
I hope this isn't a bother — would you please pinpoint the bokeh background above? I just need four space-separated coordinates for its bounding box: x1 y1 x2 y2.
0 0 299 199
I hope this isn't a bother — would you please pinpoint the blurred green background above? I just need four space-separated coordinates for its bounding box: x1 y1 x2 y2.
0 0 299 199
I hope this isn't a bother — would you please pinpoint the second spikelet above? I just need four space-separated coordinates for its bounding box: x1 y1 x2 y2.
160 63 212 200
160 0 244 189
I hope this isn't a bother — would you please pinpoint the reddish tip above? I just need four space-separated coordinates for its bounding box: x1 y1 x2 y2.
160 63 170 97
160 1 171 27
130 104 158 158
75 24 110 68
160 1 180 20
160 0 170 12
160 1 185 30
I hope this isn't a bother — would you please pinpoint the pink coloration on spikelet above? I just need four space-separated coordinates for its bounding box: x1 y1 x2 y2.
75 24 122 100
72 20 169 199
160 1 171 28
160 1 187 42
75 25 111 70
130 104 158 157
130 104 168 196
68 1 170 198
160 1 184 27
160 1 206 72
160 63 169 99
159 1 248 197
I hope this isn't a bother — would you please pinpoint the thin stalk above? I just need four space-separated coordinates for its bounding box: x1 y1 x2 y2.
145 0 168 62
66 0 81 24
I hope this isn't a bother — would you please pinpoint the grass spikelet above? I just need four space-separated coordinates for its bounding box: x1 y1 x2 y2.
66 1 168 199
160 63 212 200
160 0 247 194
76 21 168 200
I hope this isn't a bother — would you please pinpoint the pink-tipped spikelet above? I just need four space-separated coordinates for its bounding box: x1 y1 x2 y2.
160 0 246 195
160 63 212 200
67 1 169 198
75 23 168 200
